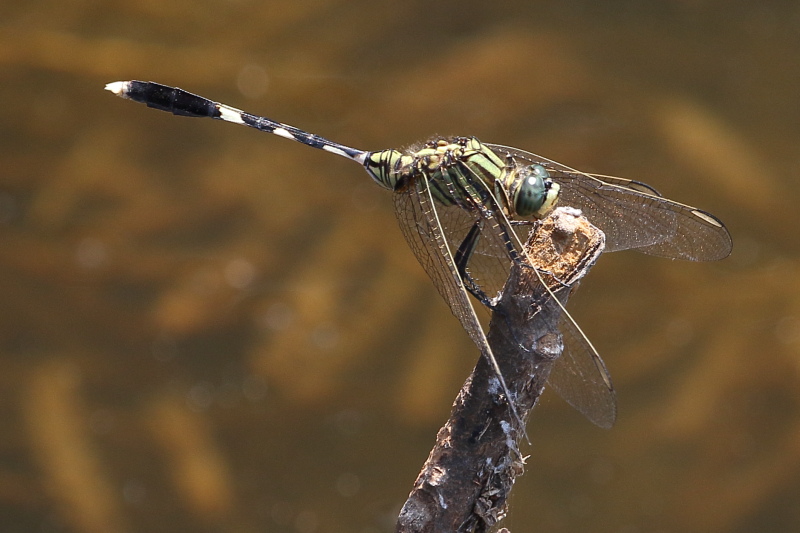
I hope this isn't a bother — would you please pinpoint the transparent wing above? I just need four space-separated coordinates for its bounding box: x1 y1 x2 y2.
487 144 732 261
433 200 519 306
391 176 498 371
503 222 617 429
585 173 663 196
547 311 617 429
440 165 618 428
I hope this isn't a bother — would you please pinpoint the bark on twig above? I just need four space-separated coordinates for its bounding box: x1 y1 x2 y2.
396 208 605 533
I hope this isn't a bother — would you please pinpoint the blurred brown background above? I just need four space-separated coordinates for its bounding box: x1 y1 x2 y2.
2 1 798 532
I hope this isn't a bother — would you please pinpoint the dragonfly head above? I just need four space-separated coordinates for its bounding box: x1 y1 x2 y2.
510 164 561 218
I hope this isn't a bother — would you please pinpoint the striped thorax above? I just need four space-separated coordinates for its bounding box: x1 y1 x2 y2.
364 137 560 219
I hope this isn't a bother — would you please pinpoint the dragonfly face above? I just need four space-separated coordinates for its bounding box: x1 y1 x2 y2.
106 81 733 429
503 163 561 218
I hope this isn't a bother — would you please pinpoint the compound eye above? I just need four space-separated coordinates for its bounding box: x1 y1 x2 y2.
514 164 551 217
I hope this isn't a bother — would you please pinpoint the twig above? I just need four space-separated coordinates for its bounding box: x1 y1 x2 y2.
396 207 605 533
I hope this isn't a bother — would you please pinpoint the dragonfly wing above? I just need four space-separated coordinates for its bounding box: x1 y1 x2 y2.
392 176 497 366
425 162 617 428
394 160 618 429
546 311 617 429
627 206 730 260
486 144 732 261
435 203 520 307
585 173 663 196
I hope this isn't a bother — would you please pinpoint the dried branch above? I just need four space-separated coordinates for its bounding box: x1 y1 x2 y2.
396 208 605 533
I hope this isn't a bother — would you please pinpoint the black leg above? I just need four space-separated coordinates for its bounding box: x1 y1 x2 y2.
454 219 495 307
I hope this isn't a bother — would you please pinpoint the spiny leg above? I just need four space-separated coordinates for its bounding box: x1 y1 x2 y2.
454 219 497 307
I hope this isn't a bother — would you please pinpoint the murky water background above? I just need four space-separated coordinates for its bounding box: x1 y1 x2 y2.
2 1 799 532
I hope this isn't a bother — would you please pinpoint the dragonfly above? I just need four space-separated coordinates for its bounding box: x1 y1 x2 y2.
105 81 732 429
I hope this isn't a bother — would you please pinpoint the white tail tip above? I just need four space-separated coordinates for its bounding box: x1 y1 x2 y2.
104 81 129 96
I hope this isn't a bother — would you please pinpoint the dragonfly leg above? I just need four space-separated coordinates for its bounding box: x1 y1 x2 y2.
453 218 529 440
454 219 496 308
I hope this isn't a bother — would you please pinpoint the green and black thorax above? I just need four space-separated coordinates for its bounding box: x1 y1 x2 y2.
364 137 561 220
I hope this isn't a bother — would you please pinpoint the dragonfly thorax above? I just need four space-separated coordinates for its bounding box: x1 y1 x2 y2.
364 136 507 202
364 137 490 191
363 137 560 219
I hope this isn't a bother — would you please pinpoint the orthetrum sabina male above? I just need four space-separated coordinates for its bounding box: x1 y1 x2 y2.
106 81 732 430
